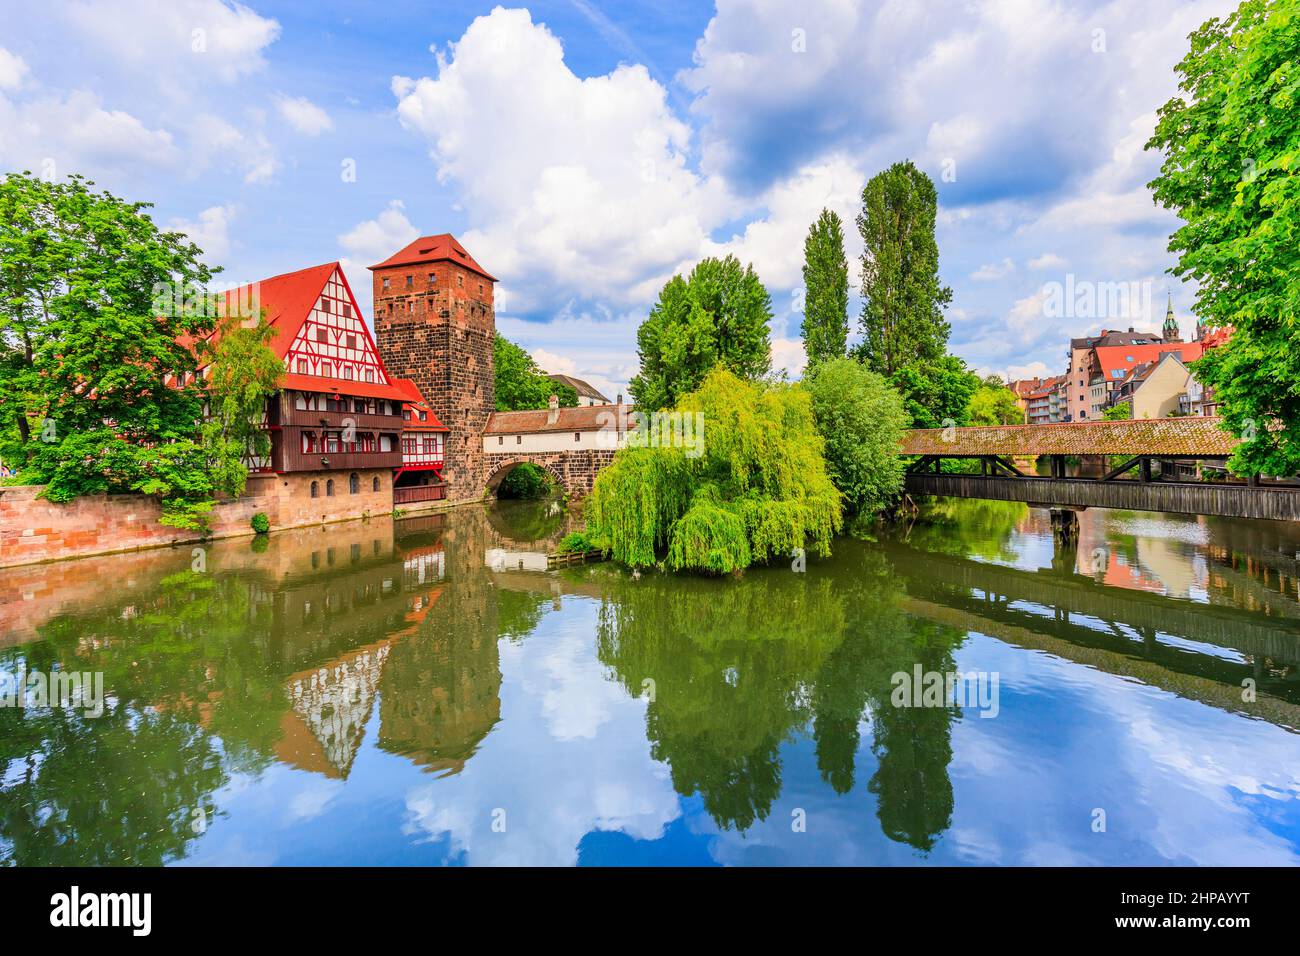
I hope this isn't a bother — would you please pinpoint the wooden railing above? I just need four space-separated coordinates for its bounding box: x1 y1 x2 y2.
394 484 447 505
905 473 1300 522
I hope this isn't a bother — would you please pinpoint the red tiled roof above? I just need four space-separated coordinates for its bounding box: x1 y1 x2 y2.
280 372 412 403
1094 342 1204 382
367 234 497 282
901 417 1239 456
484 404 637 435
198 263 340 362
393 377 449 432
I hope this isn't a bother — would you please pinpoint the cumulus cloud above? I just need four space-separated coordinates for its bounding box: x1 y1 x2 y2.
275 94 332 135
0 89 180 176
62 0 281 85
170 204 237 263
337 200 421 316
391 7 731 317
0 48 28 91
971 258 1015 281
1028 252 1067 270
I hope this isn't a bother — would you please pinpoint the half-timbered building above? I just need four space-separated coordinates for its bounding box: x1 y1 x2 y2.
199 262 449 504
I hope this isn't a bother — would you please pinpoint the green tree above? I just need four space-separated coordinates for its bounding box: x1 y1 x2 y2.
629 256 773 410
805 357 908 515
890 355 980 429
967 378 1025 426
801 209 849 369
856 161 953 378
586 367 841 573
0 172 228 523
1146 0 1300 476
493 334 577 411
1103 401 1131 421
199 311 284 500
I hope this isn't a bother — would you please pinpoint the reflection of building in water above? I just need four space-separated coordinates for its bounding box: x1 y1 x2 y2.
279 641 392 778
404 547 445 586
484 547 548 572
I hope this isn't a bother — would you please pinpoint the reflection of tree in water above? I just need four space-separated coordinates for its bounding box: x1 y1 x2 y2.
899 497 1029 562
0 704 226 866
594 548 963 848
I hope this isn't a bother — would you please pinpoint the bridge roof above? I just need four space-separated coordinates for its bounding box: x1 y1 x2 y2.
901 417 1239 456
485 404 637 436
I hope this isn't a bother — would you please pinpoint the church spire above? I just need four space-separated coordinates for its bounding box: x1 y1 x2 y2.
1162 293 1182 343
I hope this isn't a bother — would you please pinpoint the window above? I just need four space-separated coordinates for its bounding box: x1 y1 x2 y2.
320 362 332 378
310 481 319 498
326 433 340 454
365 369 375 383
295 392 307 410
326 479 335 496
347 334 356 349
498 436 504 445
1126 355 1134 362
343 366 354 380
382 277 390 290
349 473 360 494
297 359 308 374
516 435 522 444
428 272 436 283
380 435 393 452
321 299 331 313
372 476 380 492
406 275 413 287
457 275 463 287
343 303 351 318
574 432 581 442
317 328 328 343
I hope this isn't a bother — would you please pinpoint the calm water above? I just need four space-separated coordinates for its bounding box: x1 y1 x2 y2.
2 497 1299 866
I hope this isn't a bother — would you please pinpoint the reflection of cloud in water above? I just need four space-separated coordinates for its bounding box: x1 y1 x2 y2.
400 602 681 865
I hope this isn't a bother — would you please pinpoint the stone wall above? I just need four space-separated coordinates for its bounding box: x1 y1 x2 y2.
0 467 396 569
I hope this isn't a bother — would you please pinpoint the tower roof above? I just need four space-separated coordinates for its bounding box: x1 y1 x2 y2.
367 234 497 282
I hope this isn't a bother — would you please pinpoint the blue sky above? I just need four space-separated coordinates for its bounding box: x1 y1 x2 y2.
0 0 1235 399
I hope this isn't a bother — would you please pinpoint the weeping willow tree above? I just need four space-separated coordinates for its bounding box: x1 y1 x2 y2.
585 367 843 573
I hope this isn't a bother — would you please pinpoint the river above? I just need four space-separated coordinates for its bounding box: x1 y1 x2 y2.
1 497 1297 865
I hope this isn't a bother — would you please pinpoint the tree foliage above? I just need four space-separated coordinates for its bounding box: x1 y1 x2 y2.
1146 0 1300 475
493 334 577 411
629 256 773 411
889 355 980 429
586 367 842 573
967 377 1025 426
805 358 908 515
0 172 283 528
856 161 953 378
1103 401 1131 421
199 312 283 500
801 208 849 369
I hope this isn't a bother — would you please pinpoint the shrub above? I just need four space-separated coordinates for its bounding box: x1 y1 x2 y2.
250 512 270 534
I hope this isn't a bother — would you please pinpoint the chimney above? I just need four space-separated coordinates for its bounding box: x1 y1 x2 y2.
548 393 559 410
616 393 623 406
547 393 559 426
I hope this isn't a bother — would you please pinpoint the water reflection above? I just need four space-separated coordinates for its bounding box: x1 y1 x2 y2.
0 496 1297 865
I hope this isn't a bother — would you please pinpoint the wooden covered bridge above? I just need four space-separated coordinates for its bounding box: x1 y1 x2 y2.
901 418 1300 522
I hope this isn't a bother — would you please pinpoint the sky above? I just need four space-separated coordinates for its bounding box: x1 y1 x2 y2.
0 0 1237 401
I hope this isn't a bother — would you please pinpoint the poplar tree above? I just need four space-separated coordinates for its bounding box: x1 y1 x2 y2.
856 161 952 377
800 209 849 369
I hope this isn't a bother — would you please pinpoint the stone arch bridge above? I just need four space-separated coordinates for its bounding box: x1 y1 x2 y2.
481 403 635 498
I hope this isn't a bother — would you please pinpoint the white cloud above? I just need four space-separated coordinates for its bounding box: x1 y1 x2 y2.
337 200 421 317
62 0 281 85
0 89 179 176
0 48 28 91
971 257 1015 281
189 113 279 184
391 7 731 316
170 204 236 263
275 94 332 136
771 337 807 379
1028 252 1067 270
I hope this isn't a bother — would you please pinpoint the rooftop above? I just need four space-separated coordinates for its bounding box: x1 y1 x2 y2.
901 417 1239 457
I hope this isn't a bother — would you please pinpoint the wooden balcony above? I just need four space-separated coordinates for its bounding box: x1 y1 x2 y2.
282 406 404 432
394 484 447 505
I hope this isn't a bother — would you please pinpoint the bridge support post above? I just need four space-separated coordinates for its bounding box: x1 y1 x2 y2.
1049 507 1079 545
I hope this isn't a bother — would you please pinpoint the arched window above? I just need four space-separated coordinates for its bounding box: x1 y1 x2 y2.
372 476 380 492
326 479 335 497
310 481 319 498
349 473 360 494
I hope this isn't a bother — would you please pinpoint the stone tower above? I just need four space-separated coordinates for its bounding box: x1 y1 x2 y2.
370 235 496 502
